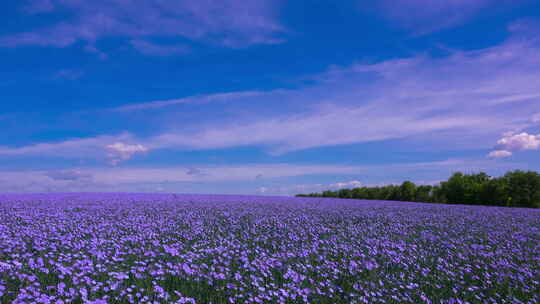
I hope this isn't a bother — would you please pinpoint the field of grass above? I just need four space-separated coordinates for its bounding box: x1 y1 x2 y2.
0 193 539 303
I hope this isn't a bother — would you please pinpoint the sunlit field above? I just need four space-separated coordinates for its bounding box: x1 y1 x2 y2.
0 193 539 303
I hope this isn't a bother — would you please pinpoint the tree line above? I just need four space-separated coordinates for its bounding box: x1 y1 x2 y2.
296 170 540 208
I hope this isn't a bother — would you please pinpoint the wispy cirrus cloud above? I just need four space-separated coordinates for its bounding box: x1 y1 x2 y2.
2 0 285 54
1 22 539 161
144 24 540 154
0 133 131 158
149 108 502 154
112 91 270 112
370 0 530 34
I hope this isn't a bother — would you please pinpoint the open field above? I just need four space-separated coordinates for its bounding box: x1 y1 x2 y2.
0 193 539 303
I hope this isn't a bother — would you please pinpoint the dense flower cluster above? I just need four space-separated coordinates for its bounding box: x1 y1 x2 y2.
0 193 539 303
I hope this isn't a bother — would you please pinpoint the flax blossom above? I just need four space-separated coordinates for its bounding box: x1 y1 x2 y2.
0 193 538 303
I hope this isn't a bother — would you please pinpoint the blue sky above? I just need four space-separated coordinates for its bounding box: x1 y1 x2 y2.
1 0 540 195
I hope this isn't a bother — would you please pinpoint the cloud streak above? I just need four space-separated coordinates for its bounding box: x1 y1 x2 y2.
370 0 530 34
3 0 285 52
112 91 270 112
0 134 148 165
143 26 540 154
0 133 131 158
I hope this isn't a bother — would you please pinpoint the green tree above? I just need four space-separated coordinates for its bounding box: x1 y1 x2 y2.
414 185 433 202
399 181 417 202
338 188 352 199
322 190 337 198
479 178 508 206
379 185 397 201
387 185 401 201
466 172 491 204
503 170 540 208
366 187 381 200
431 185 447 204
441 172 469 204
351 187 367 199
295 170 540 208
441 172 492 205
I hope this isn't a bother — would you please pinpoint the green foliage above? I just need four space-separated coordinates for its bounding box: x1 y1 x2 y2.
414 185 433 203
296 170 540 208
338 188 352 199
399 181 417 202
503 170 540 208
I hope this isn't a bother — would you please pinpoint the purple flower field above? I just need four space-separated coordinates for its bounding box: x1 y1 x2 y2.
0 193 539 304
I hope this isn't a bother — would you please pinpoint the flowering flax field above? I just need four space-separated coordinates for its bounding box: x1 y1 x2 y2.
0 194 539 304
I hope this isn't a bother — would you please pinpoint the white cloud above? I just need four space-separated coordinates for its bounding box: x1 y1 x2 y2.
488 131 540 158
496 132 540 151
105 142 149 165
487 150 513 159
329 180 362 189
